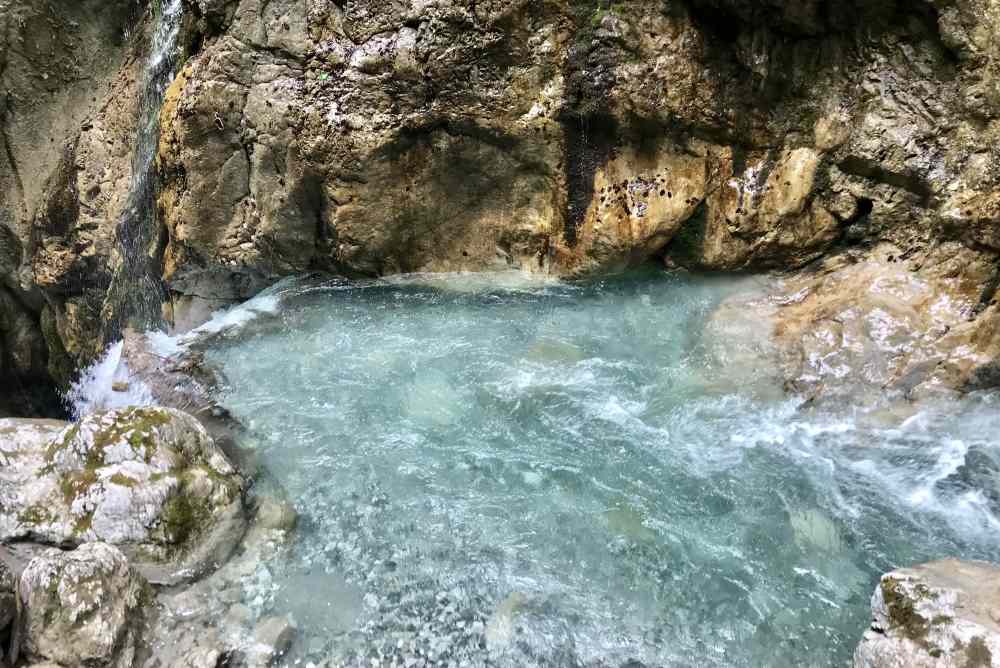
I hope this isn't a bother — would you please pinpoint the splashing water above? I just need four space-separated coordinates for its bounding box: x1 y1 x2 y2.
63 340 155 419
190 270 1000 667
103 0 184 342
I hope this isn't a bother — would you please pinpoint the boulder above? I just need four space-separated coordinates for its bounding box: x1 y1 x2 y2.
18 542 152 668
142 494 299 667
855 559 1000 667
767 243 1000 405
0 407 246 584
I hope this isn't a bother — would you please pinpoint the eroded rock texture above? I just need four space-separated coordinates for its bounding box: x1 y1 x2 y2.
0 0 999 395
0 0 145 404
18 542 152 668
157 0 1000 282
0 407 246 584
855 559 1000 667
773 242 1000 405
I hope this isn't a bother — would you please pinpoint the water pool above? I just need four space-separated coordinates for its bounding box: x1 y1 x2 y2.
203 271 1000 667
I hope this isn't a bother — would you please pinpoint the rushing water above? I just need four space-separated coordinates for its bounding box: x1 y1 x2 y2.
103 0 183 342
113 270 1000 666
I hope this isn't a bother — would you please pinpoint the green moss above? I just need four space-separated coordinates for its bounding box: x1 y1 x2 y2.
104 407 171 459
45 423 80 462
160 490 211 547
45 408 175 508
109 472 139 487
880 577 939 645
47 408 170 465
158 465 240 553
72 511 94 537
583 1 626 30
59 468 98 506
18 504 54 525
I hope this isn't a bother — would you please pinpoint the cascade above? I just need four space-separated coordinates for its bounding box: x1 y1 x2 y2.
102 0 183 344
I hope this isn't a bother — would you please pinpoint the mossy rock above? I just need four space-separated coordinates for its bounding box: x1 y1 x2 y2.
1 408 246 584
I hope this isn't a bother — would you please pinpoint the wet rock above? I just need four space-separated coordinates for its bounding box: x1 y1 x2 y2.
119 329 225 417
18 542 153 668
143 495 298 667
0 407 246 584
484 592 528 651
0 287 57 416
855 559 1000 667
0 560 15 665
253 496 298 533
670 147 840 271
767 243 999 405
115 329 261 476
241 616 296 667
0 0 139 380
937 446 1000 514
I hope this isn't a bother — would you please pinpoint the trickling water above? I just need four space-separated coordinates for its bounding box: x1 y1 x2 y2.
189 271 1000 667
103 0 183 342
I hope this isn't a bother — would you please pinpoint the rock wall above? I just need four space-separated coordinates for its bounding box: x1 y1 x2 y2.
1 0 999 401
0 0 142 408
158 0 1000 284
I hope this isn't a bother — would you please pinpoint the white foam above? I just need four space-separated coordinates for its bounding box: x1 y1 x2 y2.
64 341 156 419
178 293 282 344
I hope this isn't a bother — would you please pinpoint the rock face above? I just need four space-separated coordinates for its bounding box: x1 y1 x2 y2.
0 0 998 392
18 542 152 668
855 559 1000 667
0 559 14 665
0 0 142 396
705 239 1000 405
155 0 1000 284
0 407 246 583
771 242 1000 405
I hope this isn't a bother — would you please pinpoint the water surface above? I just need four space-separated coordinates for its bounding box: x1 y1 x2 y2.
204 270 1000 667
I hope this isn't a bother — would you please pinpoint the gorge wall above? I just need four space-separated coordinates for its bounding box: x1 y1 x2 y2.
1 0 1000 410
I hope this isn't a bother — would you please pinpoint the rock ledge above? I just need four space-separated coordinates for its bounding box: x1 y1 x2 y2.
856 559 1000 667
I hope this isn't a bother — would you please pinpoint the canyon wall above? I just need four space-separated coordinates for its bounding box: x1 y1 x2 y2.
1 0 999 404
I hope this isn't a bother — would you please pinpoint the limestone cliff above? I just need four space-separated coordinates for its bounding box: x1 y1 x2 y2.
1 0 1000 403
0 0 142 411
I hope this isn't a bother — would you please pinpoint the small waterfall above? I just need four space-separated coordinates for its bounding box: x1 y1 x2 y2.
102 0 184 343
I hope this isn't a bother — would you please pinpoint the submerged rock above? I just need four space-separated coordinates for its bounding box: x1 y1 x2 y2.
18 542 152 668
0 407 246 584
142 494 300 667
119 330 225 417
241 615 296 667
855 559 1000 667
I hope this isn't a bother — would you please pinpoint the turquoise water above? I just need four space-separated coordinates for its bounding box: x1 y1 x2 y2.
204 271 1000 667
